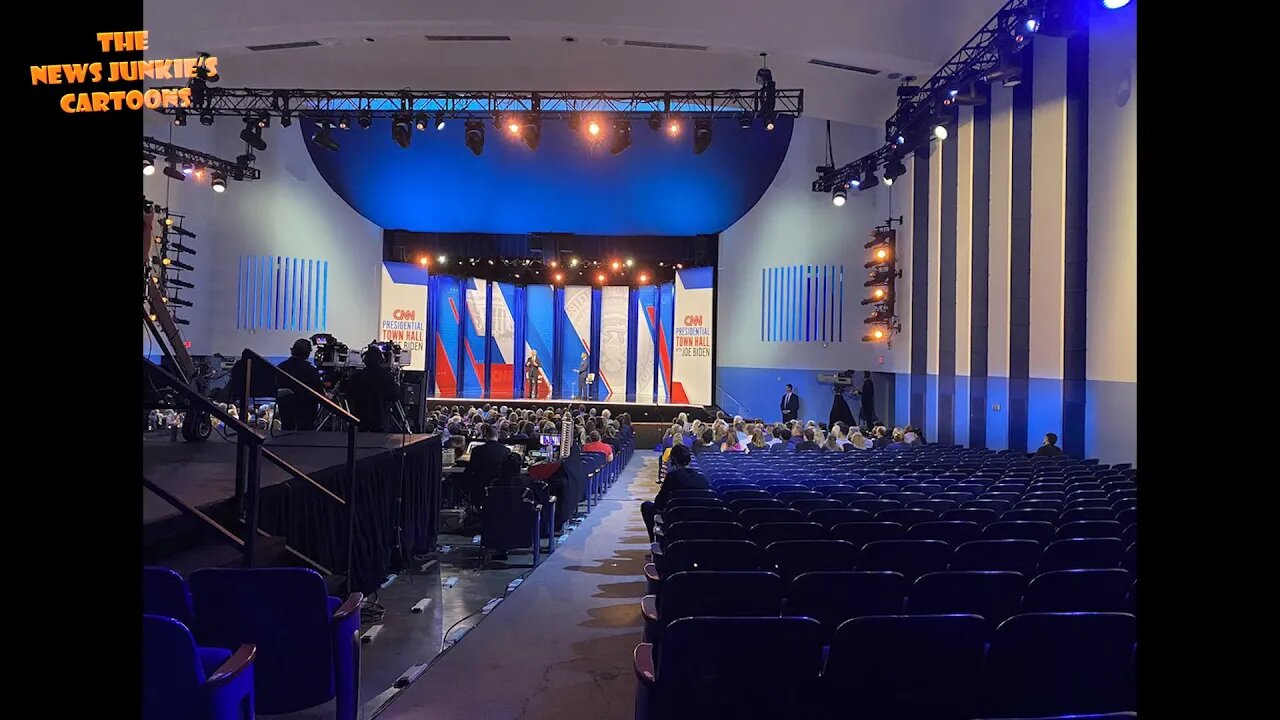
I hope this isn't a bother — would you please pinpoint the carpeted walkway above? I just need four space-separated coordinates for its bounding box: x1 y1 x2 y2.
380 455 660 720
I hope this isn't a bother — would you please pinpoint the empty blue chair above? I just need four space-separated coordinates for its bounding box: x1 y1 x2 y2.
143 614 255 720
790 498 845 514
634 617 824 720
664 540 760 574
1023 569 1133 613
935 491 977 504
1116 508 1137 528
950 540 1043 576
882 491 928 504
143 566 194 628
808 508 872 528
907 520 983 546
783 571 907 639
874 508 937 529
669 489 718 500
941 508 999 526
907 571 1026 632
1014 500 1064 512
662 521 748 545
729 498 786 513
1039 538 1124 572
1123 542 1136 575
902 484 944 497
764 540 858 581
1061 507 1117 524
1066 498 1112 510
188 568 362 720
739 507 806 526
831 521 905 549
908 499 959 514
665 506 735 524
964 499 1013 513
1112 498 1138 513
857 540 952 582
722 489 772 503
641 571 783 643
1001 508 1059 524
766 484 808 496
979 613 1136 718
1056 520 1123 540
983 521 1055 545
850 499 904 514
751 522 829 545
824 614 987 720
829 491 877 505
665 497 726 509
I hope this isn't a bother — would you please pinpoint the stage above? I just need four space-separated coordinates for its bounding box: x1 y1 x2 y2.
425 397 717 423
142 430 443 593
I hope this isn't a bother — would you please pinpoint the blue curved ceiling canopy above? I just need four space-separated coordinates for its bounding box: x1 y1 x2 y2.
300 115 793 236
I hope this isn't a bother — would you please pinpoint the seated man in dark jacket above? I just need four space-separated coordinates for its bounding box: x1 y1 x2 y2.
641 443 709 542
276 338 326 430
463 423 513 508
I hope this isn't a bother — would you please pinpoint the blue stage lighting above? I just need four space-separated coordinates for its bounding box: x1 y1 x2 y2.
1102 0 1131 8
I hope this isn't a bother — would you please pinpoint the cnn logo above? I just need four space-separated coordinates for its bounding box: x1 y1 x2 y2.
393 309 416 320
684 315 703 326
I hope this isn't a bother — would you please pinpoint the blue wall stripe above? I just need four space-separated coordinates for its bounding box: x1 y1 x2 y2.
938 131 959 446
1008 47 1035 452
1063 28 1090 457
839 265 845 342
969 102 992 448
234 255 331 333
910 147 931 429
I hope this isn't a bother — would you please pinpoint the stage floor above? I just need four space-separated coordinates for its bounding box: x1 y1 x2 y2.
142 431 434 525
425 397 713 423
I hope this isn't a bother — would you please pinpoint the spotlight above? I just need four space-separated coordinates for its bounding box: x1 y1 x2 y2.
884 156 907 182
567 113 581 132
438 255 447 263
933 124 949 141
240 120 267 151
414 113 428 131
610 120 632 155
764 113 777 131
358 110 372 129
554 272 564 283
211 172 227 193
181 163 194 176
164 216 174 226
849 178 861 189
1103 0 1131 8
884 175 895 187
861 168 879 190
465 120 486 156
522 115 542 151
832 188 847 207
435 114 446 131
199 110 214 126
488 259 495 265
173 110 187 126
338 114 351 130
569 257 579 267
162 161 185 182
611 261 621 271
419 257 429 266
587 118 601 137
596 273 606 283
738 114 753 129
625 258 634 268
667 118 681 136
549 260 559 268
507 117 522 135
392 113 412 148
862 327 888 342
895 134 906 146
312 121 340 151
639 273 649 284
281 113 293 128
256 114 270 129
143 155 156 176
675 263 683 269
693 119 713 155
648 112 662 131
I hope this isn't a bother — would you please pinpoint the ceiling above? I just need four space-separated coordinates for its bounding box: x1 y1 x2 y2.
144 0 1007 126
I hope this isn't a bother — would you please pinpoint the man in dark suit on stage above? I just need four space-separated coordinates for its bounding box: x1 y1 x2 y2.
780 384 800 424
525 351 542 399
576 351 590 401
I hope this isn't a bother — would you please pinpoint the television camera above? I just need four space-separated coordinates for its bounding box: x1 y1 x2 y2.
818 369 858 389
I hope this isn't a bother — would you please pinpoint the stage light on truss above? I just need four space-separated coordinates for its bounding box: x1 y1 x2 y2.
862 326 888 342
596 273 606 283
1023 1 1044 33
737 114 753 129
667 117 681 136
391 113 413 148
174 110 187 126
338 114 351 130
419 256 429 266
693 119 713 155
763 112 777 131
625 258 634 268
611 260 621 271
199 110 214 126
832 188 847 207
256 114 270 129
648 112 662 131
849 177 862 190
312 121 340 151
168 296 194 307
435 113 446 131
358 110 373 129
675 263 684 269
281 112 293 128
883 175 895 187
895 134 906 146
569 257 579 267
507 116 521 135
465 120 486 156
168 277 195 289
554 272 564 283
548 260 559 268
638 273 649 284
164 216 175 226
163 160 186 182
933 124 949 141
181 162 194 176
414 113 428 131
437 254 447 264
240 120 267 151
522 114 542 151
587 118 601 137
610 119 632 155
143 155 156 176
211 172 227 193
884 156 907 183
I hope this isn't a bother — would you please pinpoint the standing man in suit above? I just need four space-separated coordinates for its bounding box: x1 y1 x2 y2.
576 351 590 401
524 351 542 399
858 371 878 428
780 383 800 424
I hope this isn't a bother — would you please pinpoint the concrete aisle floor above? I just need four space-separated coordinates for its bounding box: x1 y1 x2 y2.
380 454 660 720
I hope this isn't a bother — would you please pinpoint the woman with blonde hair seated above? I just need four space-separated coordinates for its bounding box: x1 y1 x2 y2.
721 427 745 452
847 429 868 450
748 427 768 451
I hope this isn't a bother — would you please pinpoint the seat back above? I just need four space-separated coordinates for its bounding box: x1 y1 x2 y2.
664 521 748 544
482 485 540 550
189 568 336 714
763 540 857 581
666 506 735 524
950 540 1042 575
664 540 760 573
907 571 1026 632
790 498 845 514
940 508 999 526
982 521 1055 544
1039 538 1124 572
660 571 784 626
980 612 1136 718
729 498 786 513
808 508 872 528
1001 508 1059 524
143 566 194 628
784 571 906 639
857 540 952 582
831 522 906 550
1023 569 1133 613
142 615 206 720
1056 520 1123 540
825 614 987 720
907 521 982 546
739 507 806 527
874 508 938 529
655 617 825 720
751 522 829 545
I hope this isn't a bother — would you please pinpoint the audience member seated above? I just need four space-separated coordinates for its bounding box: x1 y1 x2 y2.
795 427 820 452
1036 432 1065 457
583 430 614 462
463 423 514 508
722 428 745 453
871 425 892 448
693 428 719 456
641 444 709 542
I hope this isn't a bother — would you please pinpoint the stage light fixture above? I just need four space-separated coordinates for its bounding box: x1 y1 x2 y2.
414 113 428 131
437 254 447 263
596 273 606 283
693 119 713 155
199 110 215 126
675 263 683 269
610 119 632 155
312 121 340 151
648 112 662 131
522 115 542 151
168 278 195 289
163 161 186 182
569 257 579 267
168 296 194 308
933 124 949 141
861 168 879 190
419 257 429 266
1103 0 1131 8
895 134 906 146
639 273 648 283
240 120 268 151
507 117 521 135
884 175 895 187
549 260 559 268
256 114 270 129
358 110 373 129
164 216 174 226
625 258 634 268
1023 1 1044 33
832 188 847 207
862 326 888 342
667 118 681 136
281 113 293 128
611 261 621 271
488 259 495 265
391 113 412 148
211 172 227 193
587 118 601 137
849 177 862 189
435 114 446 131
338 114 351 130
174 110 187 126
554 272 564 283
143 155 156 176
763 113 777 131
738 114 753 129
465 120 486 156
884 156 907 183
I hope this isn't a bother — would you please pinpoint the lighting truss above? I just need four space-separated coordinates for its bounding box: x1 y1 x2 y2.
143 137 261 181
155 88 804 122
813 0 1035 193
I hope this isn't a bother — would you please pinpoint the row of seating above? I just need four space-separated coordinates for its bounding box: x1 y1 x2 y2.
663 505 1135 536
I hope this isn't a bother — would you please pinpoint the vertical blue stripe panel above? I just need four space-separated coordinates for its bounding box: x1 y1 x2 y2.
839 265 845 342
236 255 243 329
760 268 766 342
321 261 329 331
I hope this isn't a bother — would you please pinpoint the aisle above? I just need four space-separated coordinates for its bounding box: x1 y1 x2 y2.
380 455 660 720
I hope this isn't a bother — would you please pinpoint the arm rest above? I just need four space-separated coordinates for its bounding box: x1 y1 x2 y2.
650 542 663 557
633 643 656 685
640 595 659 623
332 592 364 622
644 563 660 584
205 643 256 691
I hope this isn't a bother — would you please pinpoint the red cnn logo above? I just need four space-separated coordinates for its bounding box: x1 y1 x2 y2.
393 309 416 321
683 315 703 327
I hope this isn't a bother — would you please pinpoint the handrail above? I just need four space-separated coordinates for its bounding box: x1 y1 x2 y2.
143 356 263 444
143 477 246 551
240 348 358 423
715 385 752 418
260 447 347 506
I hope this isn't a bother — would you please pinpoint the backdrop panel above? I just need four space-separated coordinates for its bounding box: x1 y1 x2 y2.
598 286 630 401
657 282 675 403
433 277 462 397
672 267 714 405
462 278 487 398
378 262 429 371
634 286 658 403
490 281 518 398
559 286 592 400
524 285 555 399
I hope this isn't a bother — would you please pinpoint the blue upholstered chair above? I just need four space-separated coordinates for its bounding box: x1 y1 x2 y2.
143 566 194 628
143 614 255 720
783 571 907 640
189 568 363 720
480 485 544 567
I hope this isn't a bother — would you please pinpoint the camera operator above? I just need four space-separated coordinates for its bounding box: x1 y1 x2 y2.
342 347 400 432
277 338 326 431
829 376 856 430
